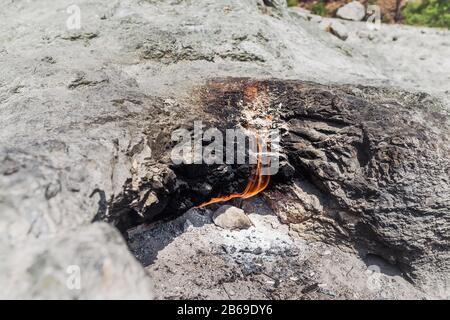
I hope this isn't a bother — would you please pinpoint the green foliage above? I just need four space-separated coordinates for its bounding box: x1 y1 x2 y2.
402 0 450 28
311 1 328 16
286 0 299 7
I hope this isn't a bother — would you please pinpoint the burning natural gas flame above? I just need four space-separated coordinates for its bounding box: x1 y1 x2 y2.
197 136 270 208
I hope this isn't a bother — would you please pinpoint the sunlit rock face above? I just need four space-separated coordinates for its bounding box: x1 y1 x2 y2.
0 0 449 298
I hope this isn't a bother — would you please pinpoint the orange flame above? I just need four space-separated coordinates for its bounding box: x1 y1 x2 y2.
197 136 270 208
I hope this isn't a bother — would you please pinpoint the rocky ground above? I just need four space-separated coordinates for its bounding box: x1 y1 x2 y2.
296 0 406 24
0 0 449 299
130 199 429 299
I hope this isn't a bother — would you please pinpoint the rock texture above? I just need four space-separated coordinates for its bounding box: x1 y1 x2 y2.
129 201 436 299
336 1 367 21
212 205 253 230
0 223 154 299
328 21 349 40
0 0 449 299
212 79 449 284
107 77 450 288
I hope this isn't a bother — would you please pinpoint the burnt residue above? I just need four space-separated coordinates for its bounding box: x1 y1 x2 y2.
104 78 449 280
109 164 255 233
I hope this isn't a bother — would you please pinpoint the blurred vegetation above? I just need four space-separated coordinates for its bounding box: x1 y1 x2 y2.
402 0 450 28
311 1 328 16
287 0 449 28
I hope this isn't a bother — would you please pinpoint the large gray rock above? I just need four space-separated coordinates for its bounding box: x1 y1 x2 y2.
336 1 366 21
0 223 154 299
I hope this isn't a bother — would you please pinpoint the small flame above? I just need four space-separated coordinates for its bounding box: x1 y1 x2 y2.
197 136 270 208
